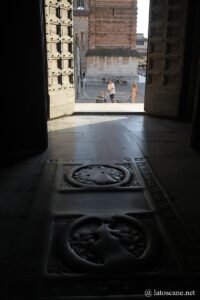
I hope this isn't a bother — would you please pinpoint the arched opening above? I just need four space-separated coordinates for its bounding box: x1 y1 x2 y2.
76 0 85 10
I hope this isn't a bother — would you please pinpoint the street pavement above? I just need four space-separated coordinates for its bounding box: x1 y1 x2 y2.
76 75 145 103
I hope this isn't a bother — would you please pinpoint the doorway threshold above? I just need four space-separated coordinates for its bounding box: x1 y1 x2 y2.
74 103 145 114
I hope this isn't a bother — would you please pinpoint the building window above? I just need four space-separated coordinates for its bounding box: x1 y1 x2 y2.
76 0 85 10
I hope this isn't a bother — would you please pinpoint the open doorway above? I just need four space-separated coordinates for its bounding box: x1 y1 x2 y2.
44 0 190 119
73 0 150 113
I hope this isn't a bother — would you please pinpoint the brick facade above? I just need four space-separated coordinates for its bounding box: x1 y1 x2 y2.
74 0 139 82
88 0 137 49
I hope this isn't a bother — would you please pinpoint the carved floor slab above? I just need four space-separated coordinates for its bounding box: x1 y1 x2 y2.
38 158 200 298
57 160 144 192
4 158 200 299
47 213 177 275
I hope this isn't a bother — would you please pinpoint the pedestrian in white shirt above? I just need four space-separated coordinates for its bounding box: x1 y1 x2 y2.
107 79 116 103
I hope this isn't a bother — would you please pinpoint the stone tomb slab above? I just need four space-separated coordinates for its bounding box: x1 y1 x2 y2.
47 212 178 276
57 160 144 192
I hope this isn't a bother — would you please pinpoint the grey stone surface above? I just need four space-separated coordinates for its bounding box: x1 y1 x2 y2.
1 115 200 296
53 192 150 215
0 175 40 192
136 140 199 158
147 157 200 237
47 115 200 236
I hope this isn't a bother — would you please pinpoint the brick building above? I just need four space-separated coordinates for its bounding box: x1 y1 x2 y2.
86 0 139 80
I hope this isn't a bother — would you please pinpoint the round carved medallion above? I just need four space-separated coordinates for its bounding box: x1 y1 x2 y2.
59 215 158 272
65 164 131 188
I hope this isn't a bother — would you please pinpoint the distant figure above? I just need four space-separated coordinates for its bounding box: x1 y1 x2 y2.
107 79 116 103
130 82 137 103
82 77 87 96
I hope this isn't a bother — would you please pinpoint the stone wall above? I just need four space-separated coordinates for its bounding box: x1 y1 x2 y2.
86 55 138 77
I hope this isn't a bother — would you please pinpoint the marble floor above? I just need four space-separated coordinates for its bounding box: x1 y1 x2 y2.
47 115 200 235
1 115 200 299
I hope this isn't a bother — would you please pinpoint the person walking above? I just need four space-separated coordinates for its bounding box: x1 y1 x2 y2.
130 82 137 103
107 79 116 103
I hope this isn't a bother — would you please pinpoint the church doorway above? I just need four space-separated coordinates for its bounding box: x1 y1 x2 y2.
44 0 191 119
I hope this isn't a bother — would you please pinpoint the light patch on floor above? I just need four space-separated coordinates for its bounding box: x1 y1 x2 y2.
48 115 129 132
75 103 144 113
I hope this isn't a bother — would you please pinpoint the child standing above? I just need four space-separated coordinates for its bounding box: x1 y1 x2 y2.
130 82 137 103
